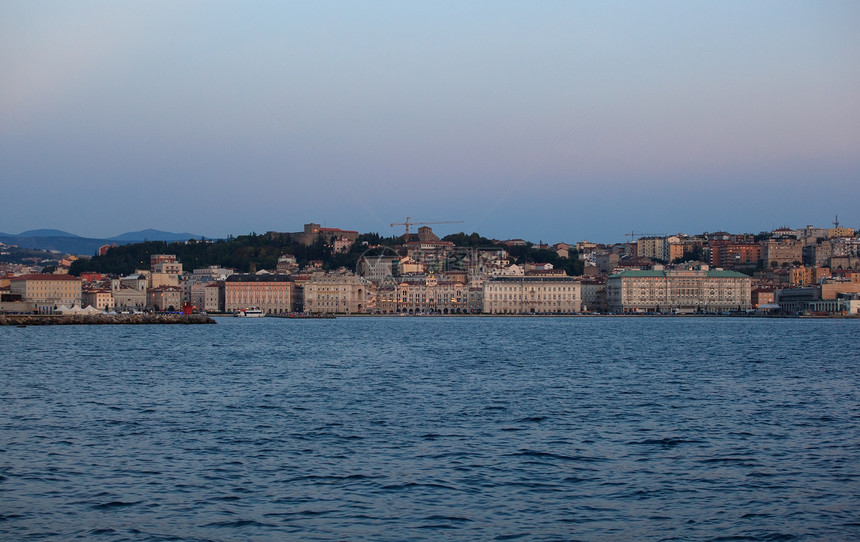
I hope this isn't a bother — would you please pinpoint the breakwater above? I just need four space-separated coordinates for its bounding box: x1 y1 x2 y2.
0 313 216 326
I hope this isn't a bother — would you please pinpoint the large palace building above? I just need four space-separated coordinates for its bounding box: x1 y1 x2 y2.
606 268 751 313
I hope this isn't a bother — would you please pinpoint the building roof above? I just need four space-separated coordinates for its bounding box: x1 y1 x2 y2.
609 269 750 279
225 274 294 283
706 270 750 278
488 276 579 283
609 270 665 278
10 273 81 281
318 227 358 234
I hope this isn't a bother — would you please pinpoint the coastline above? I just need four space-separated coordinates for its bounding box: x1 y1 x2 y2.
0 313 216 326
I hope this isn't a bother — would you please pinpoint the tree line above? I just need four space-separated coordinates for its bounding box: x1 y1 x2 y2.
68 232 583 276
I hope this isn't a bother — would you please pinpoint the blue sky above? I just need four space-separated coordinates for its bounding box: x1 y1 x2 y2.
2 1 858 243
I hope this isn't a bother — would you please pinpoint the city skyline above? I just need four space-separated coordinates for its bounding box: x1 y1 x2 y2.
2 1 858 243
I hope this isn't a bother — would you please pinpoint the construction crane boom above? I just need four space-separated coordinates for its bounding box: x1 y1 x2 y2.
391 217 464 236
624 230 663 241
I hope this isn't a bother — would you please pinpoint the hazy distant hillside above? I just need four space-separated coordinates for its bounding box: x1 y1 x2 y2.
0 235 106 255
0 228 204 255
16 229 81 238
111 229 202 242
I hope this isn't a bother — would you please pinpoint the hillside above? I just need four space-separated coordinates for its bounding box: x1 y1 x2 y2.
69 231 583 276
0 229 204 255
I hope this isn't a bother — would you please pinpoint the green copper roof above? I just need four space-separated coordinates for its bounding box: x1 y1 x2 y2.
706 270 750 278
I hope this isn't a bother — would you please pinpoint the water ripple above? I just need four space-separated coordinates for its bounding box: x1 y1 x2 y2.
1 317 858 541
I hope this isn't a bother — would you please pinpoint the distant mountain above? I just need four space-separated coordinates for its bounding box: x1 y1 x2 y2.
16 229 81 238
111 229 202 242
0 235 107 255
0 228 205 255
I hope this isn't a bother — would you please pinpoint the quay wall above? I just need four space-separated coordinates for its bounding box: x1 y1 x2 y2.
0 314 216 326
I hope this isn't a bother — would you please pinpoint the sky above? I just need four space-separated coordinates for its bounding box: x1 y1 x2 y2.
2 1 858 244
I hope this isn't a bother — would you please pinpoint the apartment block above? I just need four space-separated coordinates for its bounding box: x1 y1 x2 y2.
709 240 761 270
761 238 802 268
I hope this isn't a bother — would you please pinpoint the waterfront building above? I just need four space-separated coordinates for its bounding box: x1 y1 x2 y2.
606 268 751 313
82 288 114 311
182 266 233 308
580 280 605 312
776 287 858 315
113 285 146 311
751 287 775 308
820 278 860 300
223 274 297 314
376 273 468 314
185 282 208 311
9 274 82 313
482 276 581 315
303 272 369 314
147 286 182 311
465 286 484 313
775 287 820 314
203 283 220 312
841 293 860 315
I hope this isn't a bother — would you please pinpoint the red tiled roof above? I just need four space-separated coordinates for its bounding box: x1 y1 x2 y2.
318 227 358 234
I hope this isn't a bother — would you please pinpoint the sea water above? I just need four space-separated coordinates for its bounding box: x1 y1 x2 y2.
1 317 858 540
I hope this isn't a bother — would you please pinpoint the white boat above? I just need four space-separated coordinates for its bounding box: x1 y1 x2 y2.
235 307 265 318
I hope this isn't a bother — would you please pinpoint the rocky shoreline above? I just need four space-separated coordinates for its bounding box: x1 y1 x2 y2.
0 314 216 326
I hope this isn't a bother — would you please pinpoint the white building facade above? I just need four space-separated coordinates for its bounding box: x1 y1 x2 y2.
607 269 751 313
482 276 581 314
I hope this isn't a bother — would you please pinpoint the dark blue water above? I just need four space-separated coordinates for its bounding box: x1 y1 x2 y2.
1 317 858 541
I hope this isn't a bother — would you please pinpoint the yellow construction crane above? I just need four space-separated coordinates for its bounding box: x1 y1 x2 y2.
390 217 464 236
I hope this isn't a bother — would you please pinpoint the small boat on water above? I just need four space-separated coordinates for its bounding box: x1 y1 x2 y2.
235 308 265 318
